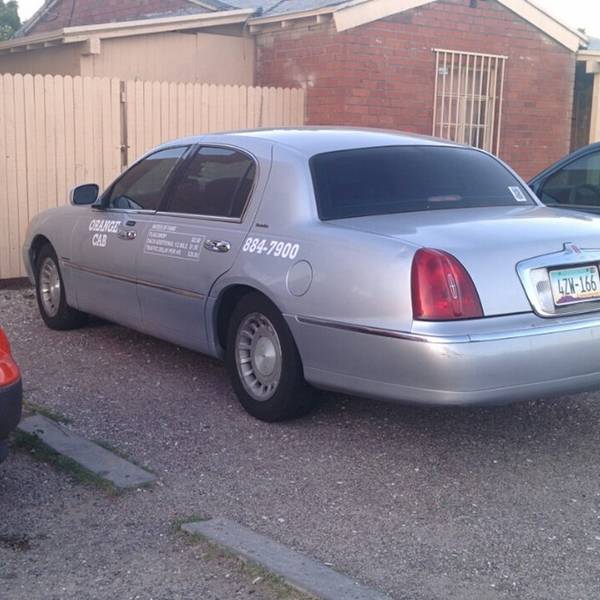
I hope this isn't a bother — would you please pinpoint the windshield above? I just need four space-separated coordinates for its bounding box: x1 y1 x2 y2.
310 145 534 220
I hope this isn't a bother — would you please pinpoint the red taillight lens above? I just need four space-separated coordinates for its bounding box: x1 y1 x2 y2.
0 327 20 387
411 248 483 321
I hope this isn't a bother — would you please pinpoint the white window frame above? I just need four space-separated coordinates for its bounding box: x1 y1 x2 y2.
433 49 507 156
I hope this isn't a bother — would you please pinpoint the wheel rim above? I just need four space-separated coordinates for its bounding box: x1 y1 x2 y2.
235 312 282 402
39 257 61 318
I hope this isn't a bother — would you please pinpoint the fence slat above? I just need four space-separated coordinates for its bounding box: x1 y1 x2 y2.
0 74 305 279
54 75 67 206
63 76 75 198
73 76 85 185
0 75 9 278
4 74 19 276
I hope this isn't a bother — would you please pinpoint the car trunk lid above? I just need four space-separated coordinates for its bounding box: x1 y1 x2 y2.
330 205 600 317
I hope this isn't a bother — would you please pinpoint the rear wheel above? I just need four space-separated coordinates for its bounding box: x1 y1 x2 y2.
225 293 317 422
35 244 87 330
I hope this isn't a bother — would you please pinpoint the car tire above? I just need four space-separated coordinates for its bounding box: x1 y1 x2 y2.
225 292 317 422
35 244 87 330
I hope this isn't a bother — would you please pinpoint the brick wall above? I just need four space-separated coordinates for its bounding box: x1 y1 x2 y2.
256 0 577 179
27 0 205 34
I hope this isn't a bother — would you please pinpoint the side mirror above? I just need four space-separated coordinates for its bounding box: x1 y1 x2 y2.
69 184 99 206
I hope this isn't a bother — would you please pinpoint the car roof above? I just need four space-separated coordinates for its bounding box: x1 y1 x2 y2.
162 127 462 157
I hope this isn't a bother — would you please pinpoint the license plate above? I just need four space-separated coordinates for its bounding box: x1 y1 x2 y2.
549 265 600 306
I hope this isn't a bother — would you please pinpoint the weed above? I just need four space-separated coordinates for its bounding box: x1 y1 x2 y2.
23 400 73 425
175 518 314 600
11 430 118 495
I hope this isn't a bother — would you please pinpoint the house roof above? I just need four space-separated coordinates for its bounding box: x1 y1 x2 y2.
14 0 589 53
242 0 586 51
0 9 254 55
16 0 227 37
226 0 346 16
578 37 600 65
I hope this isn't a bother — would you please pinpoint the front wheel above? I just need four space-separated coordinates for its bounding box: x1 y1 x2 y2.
225 293 317 422
35 244 87 330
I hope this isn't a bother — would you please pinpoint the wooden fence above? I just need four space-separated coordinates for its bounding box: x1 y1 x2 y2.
0 73 306 279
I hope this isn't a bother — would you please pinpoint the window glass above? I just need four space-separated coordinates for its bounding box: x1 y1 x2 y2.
166 146 256 218
107 147 187 210
540 152 600 208
311 146 533 221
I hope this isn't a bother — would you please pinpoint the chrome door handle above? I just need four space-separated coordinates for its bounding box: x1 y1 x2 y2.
204 240 231 253
117 229 137 240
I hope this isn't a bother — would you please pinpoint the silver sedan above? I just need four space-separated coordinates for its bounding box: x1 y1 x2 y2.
22 128 600 421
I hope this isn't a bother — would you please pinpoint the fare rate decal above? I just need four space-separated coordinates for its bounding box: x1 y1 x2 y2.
143 223 204 261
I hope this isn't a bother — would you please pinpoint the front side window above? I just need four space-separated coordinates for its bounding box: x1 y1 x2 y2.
311 145 534 221
539 151 600 209
165 146 256 218
107 147 188 211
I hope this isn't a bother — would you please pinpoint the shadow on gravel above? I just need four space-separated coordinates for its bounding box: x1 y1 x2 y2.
310 389 598 465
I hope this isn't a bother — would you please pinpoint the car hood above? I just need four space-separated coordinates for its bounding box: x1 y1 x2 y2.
330 205 600 316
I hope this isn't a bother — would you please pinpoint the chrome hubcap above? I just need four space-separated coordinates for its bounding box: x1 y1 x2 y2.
235 312 282 402
39 257 61 317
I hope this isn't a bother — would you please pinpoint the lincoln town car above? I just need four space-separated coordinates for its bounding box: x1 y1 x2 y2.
22 129 600 421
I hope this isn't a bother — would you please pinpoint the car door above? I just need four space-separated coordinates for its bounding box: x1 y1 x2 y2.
532 148 600 213
70 146 190 327
136 145 262 352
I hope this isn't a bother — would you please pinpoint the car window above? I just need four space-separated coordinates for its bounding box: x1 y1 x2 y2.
311 146 534 220
539 151 600 208
107 147 188 211
165 146 256 218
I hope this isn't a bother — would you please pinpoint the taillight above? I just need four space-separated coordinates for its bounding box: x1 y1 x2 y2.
411 248 483 321
0 327 20 387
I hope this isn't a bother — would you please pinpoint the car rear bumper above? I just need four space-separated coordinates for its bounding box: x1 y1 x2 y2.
0 379 23 462
289 313 600 406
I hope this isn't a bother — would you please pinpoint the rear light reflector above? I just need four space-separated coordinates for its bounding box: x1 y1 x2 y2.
412 248 483 321
0 328 20 387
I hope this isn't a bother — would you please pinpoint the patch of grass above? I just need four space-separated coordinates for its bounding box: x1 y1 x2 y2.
11 430 118 495
23 400 73 425
170 514 211 535
175 518 314 600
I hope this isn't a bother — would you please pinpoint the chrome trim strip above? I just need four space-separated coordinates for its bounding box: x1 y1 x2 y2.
517 245 600 318
296 315 600 344
68 262 205 300
296 316 470 344
156 211 243 224
98 209 158 215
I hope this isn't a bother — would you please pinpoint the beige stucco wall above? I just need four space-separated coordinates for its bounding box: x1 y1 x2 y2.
0 30 254 85
81 31 254 84
0 43 82 76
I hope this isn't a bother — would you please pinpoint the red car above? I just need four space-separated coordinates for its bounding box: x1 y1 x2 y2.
0 326 21 463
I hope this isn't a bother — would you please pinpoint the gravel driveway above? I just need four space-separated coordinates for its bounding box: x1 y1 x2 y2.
2 285 600 600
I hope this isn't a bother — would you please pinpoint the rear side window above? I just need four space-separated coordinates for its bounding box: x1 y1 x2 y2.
107 146 187 211
539 151 600 208
311 146 533 220
165 146 256 218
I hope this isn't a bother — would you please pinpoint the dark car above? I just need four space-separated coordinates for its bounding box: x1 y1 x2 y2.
529 142 600 214
0 326 22 463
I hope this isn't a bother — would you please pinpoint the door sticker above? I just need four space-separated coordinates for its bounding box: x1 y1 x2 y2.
242 237 300 260
144 223 204 261
89 219 121 248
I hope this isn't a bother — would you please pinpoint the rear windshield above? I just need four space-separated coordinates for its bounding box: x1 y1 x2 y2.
310 145 534 220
